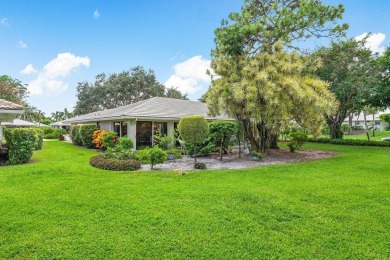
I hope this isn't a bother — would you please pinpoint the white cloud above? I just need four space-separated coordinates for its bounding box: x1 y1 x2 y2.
27 53 90 96
355 32 386 54
17 40 28 49
0 18 8 26
164 55 212 95
21 64 37 75
93 10 100 18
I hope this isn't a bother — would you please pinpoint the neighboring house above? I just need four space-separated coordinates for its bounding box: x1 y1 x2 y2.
50 120 71 131
0 99 24 142
343 112 388 131
64 97 232 149
2 119 39 127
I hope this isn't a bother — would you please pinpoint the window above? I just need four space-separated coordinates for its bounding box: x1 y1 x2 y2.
136 121 152 148
121 121 128 137
113 122 121 136
153 122 167 136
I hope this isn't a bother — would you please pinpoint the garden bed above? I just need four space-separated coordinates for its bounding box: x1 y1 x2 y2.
139 148 335 171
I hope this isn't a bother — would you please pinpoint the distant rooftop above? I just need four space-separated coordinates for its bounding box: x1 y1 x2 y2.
0 99 24 111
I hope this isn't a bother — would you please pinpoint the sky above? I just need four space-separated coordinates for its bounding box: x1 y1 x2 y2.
0 0 389 116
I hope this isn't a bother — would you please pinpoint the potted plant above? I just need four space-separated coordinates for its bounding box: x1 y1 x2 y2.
250 150 262 161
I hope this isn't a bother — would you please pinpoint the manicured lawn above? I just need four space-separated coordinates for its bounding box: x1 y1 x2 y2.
0 141 389 258
344 130 390 141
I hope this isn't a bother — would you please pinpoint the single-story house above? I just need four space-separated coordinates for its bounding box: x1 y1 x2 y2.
0 99 24 142
343 112 388 131
50 120 71 131
64 97 232 149
2 118 39 127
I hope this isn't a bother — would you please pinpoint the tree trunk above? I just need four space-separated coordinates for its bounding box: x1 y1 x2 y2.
327 119 343 139
220 141 223 161
363 112 370 141
372 114 375 137
269 133 279 149
242 119 261 152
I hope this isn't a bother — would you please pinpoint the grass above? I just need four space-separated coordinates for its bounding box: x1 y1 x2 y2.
0 141 389 259
344 130 390 141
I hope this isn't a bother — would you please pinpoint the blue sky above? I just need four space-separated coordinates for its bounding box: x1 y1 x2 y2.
0 0 389 116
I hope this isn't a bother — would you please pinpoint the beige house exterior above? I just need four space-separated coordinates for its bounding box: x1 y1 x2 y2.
64 97 232 149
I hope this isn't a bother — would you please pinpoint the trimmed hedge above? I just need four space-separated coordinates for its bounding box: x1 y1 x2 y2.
79 124 99 148
43 128 66 139
70 125 83 146
307 137 390 147
90 155 141 171
3 128 37 165
32 128 44 150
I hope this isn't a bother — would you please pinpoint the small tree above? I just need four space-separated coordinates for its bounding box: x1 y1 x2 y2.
209 120 238 161
178 115 209 163
149 146 167 170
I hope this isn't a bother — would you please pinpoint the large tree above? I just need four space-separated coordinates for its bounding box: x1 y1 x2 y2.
312 39 382 138
207 44 336 152
206 0 346 152
73 66 187 116
0 75 28 104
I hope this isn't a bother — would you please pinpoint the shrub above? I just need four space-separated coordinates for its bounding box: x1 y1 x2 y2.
3 128 37 165
250 150 262 160
135 147 167 169
90 155 141 171
351 125 364 131
43 128 66 139
166 148 182 159
102 131 118 149
194 162 206 169
321 124 330 135
92 129 110 149
379 113 390 126
307 137 390 147
102 146 136 160
79 124 99 148
288 131 308 153
32 128 44 150
209 120 238 161
341 124 350 133
184 140 215 157
135 148 151 164
149 146 166 169
70 125 83 146
118 137 134 150
178 115 209 163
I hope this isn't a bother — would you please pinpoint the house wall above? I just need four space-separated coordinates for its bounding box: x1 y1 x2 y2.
100 121 113 131
96 119 179 149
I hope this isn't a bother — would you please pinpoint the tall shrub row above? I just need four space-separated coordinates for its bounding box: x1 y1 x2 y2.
70 125 83 146
71 124 99 148
79 124 99 148
32 128 44 150
3 128 37 165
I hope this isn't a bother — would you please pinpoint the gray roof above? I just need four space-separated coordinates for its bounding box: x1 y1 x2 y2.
0 99 24 110
50 120 71 126
2 119 38 127
64 97 231 123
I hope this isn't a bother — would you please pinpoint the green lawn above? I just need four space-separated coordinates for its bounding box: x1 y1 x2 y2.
344 130 390 141
0 141 389 259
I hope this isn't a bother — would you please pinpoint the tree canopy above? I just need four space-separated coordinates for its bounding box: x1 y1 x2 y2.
0 75 28 104
73 66 187 116
312 38 382 138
